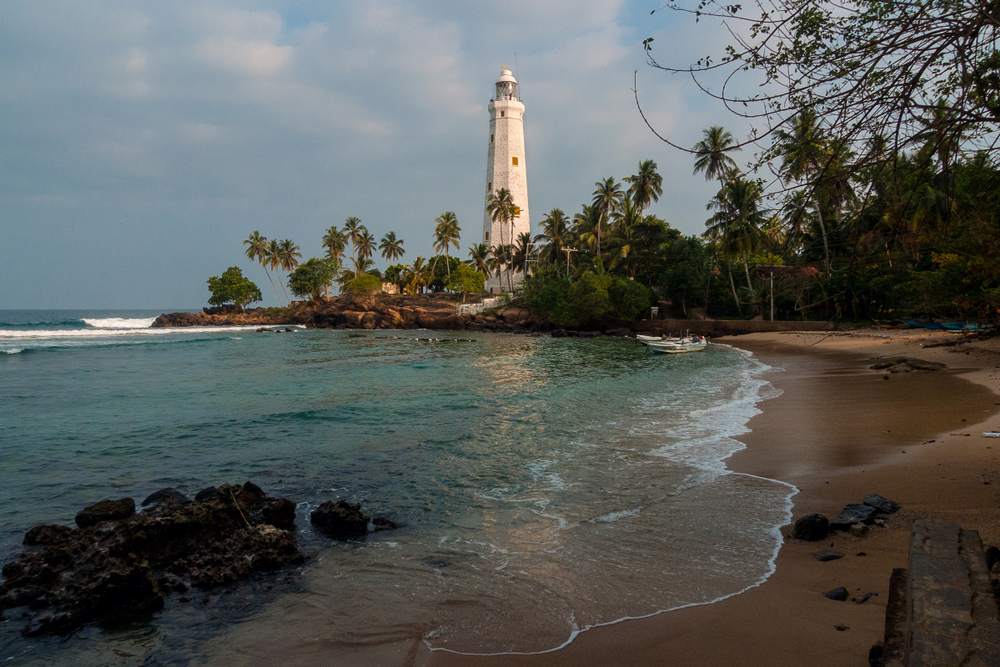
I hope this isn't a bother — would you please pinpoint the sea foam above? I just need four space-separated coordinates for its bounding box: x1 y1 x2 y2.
82 317 157 329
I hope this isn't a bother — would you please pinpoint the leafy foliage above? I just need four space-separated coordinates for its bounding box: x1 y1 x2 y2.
288 258 338 302
207 267 262 308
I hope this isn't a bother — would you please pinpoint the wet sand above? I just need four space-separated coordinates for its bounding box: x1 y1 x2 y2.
415 329 1000 667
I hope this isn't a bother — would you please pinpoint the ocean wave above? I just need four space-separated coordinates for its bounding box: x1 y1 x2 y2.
82 317 157 329
1 347 25 355
0 325 270 339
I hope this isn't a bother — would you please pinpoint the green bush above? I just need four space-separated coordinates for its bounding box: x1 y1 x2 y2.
207 267 262 308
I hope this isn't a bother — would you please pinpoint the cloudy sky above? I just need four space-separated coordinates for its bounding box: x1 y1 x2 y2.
1 1 752 309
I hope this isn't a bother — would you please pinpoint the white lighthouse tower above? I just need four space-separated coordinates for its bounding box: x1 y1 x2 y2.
483 67 530 292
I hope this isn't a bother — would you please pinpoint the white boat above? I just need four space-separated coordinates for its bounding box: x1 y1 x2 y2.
647 335 708 354
635 334 683 345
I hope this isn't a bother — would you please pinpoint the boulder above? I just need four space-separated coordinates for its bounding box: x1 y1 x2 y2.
606 327 631 337
342 311 366 327
75 498 135 528
551 329 568 338
310 500 369 539
141 488 190 507
863 494 901 514
23 524 75 546
825 586 849 601
792 513 830 541
195 486 219 501
831 503 879 530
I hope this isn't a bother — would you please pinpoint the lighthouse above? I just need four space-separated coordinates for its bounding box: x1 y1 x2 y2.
483 67 530 292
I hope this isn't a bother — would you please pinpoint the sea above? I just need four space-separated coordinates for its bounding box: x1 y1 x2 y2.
0 309 795 665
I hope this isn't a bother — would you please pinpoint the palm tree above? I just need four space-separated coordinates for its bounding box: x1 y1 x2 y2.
707 172 767 307
344 217 364 276
625 160 663 224
538 208 570 265
693 126 739 183
379 231 406 264
572 204 600 256
323 226 348 264
278 239 302 303
356 229 375 267
244 231 282 305
592 177 624 262
262 239 287 306
774 110 833 274
487 189 517 289
432 212 461 279
608 194 642 276
466 243 491 278
403 256 430 294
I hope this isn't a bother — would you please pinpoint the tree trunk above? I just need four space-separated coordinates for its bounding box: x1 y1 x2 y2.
815 202 832 275
263 266 283 306
728 264 741 314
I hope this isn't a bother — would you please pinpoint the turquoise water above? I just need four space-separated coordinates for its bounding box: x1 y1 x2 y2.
0 310 793 663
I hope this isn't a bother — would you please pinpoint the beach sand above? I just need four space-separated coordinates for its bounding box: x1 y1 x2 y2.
411 328 1000 667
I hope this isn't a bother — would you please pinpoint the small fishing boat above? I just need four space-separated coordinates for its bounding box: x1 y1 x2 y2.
901 318 945 330
648 335 708 354
636 333 684 345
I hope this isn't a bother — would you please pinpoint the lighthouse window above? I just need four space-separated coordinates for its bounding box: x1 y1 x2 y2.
500 111 505 117
487 182 491 192
490 134 494 143
512 157 518 166
485 231 490 241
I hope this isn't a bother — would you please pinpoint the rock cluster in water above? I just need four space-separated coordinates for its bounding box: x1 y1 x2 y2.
0 482 303 637
309 500 397 539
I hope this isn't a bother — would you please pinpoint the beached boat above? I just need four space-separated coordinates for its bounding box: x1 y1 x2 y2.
648 335 708 354
636 334 684 345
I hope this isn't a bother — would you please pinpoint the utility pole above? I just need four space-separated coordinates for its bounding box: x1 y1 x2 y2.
770 271 775 321
562 247 578 277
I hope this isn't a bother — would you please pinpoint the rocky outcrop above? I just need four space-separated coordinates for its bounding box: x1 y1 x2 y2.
310 500 397 540
0 482 303 637
75 498 135 528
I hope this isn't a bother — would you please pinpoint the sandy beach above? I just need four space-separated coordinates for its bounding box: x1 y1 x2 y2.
408 328 1000 667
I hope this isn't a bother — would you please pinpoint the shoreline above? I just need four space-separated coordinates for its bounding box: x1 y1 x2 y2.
414 328 1000 667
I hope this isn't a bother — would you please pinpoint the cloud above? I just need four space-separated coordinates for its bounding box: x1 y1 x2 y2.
0 0 742 308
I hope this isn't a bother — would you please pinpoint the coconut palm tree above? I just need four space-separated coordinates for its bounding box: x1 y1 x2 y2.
625 160 663 224
356 230 375 268
403 256 430 294
608 194 642 276
344 217 364 276
323 226 348 264
278 239 302 303
466 243 491 279
432 212 461 279
244 231 282 305
693 126 739 183
379 231 405 264
262 239 288 306
486 189 517 288
538 208 570 265
592 177 624 262
774 110 833 274
707 172 767 303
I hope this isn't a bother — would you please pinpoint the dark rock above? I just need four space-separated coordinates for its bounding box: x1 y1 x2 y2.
857 592 878 604
870 357 946 373
831 503 878 530
986 545 1000 571
311 500 369 539
606 327 631 337
825 586 849 601
75 498 135 528
792 513 830 541
284 327 293 333
141 488 189 507
869 642 885 667
195 486 219 501
0 482 302 637
813 550 846 561
372 517 398 532
551 329 568 338
23 524 75 546
863 494 901 514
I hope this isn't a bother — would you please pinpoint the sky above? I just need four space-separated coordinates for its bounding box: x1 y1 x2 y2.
1 0 754 309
